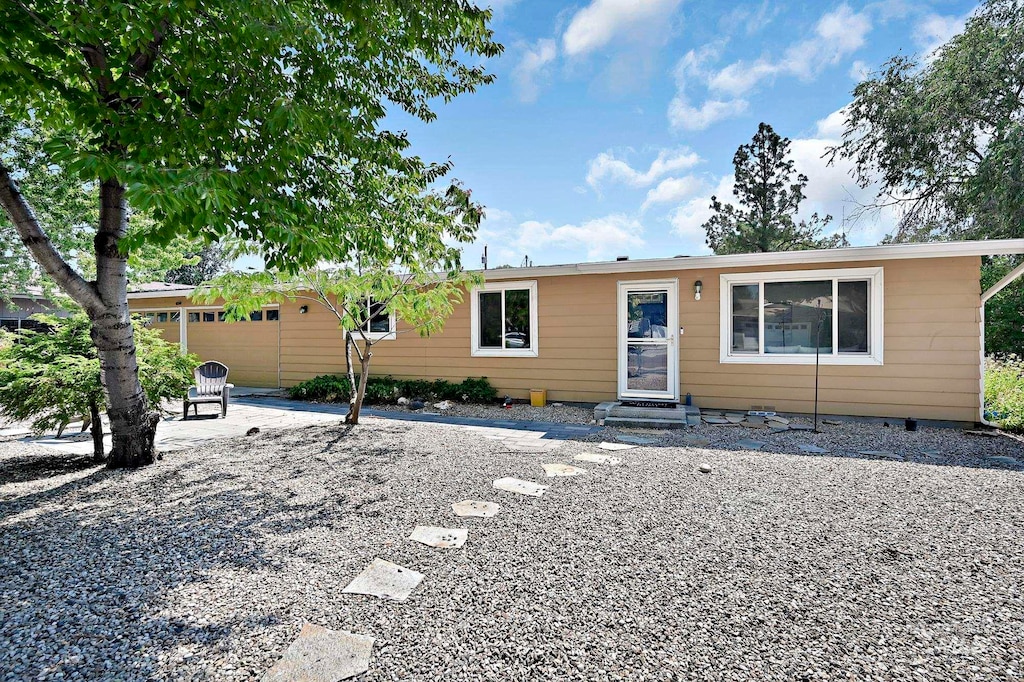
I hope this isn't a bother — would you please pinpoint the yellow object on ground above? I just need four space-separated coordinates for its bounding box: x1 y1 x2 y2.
530 389 547 407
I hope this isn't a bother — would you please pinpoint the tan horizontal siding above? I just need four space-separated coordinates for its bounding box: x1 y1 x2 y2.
130 256 985 420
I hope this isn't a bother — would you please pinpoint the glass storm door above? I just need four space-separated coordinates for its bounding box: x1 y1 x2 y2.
617 280 679 401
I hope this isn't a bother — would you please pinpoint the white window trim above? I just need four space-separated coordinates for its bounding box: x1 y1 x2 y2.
354 300 396 341
719 266 884 366
470 280 539 357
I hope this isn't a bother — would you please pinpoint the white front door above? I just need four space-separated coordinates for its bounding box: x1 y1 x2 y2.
617 280 679 402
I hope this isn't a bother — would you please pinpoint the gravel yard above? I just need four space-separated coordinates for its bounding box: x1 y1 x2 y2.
2 418 1023 681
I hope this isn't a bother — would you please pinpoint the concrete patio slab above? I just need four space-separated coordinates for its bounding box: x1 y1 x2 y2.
10 394 601 456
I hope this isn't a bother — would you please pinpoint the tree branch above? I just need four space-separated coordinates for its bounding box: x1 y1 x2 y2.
128 19 171 79
0 164 103 311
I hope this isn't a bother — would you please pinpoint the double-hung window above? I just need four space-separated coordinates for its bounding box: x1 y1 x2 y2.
470 280 538 357
720 267 883 365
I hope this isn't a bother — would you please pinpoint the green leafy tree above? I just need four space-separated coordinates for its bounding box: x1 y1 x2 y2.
0 313 199 462
983 256 1024 355
704 123 846 255
0 117 219 295
164 241 231 287
828 0 1023 241
0 115 95 302
0 1 500 466
202 168 484 424
828 0 1024 354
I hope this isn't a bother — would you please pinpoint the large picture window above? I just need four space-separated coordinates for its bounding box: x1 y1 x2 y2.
470 280 539 357
720 267 883 365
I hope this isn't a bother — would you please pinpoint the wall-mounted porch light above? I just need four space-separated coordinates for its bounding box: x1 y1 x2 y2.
694 280 703 301
299 305 309 314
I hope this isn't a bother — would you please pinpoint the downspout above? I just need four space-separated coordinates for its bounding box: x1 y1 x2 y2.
979 260 1024 425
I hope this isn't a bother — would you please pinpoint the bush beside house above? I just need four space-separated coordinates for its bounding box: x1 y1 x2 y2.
289 375 497 406
985 356 1024 432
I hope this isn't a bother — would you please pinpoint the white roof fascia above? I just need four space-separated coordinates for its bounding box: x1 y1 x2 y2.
127 289 195 300
480 239 1024 281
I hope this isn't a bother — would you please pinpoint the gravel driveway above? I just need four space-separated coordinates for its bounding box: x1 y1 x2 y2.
1 418 1022 681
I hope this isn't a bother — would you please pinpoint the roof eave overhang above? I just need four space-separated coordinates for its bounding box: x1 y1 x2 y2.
479 239 1024 281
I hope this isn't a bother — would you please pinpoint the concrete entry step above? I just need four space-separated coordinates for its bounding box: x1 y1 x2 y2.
603 416 695 430
597 402 701 429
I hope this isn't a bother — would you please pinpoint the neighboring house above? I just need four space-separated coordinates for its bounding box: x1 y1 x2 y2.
127 239 1024 423
0 289 70 331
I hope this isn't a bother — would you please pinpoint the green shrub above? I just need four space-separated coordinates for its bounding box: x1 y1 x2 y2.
288 374 496 405
985 356 1024 431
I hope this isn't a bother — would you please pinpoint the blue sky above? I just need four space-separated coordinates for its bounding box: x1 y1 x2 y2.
394 0 977 268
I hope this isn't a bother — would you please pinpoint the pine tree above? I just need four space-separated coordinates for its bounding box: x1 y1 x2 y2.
703 123 846 254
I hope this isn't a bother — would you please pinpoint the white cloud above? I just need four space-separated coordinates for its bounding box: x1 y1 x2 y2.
667 96 748 131
671 43 724 92
914 12 968 60
586 147 701 188
511 38 557 103
708 4 873 96
641 175 705 211
814 107 848 138
518 214 645 260
562 0 683 57
668 175 734 249
720 1 780 36
849 59 871 82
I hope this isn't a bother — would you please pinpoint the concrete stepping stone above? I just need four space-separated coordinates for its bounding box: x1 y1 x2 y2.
733 439 767 450
703 417 730 424
766 415 790 425
918 449 942 458
542 463 586 477
493 477 549 497
789 424 814 431
574 452 621 465
408 526 468 548
988 455 1020 465
798 444 828 454
681 435 711 447
598 441 635 451
342 558 424 601
742 422 769 429
745 415 766 425
615 434 658 445
769 425 790 433
858 449 903 461
620 428 669 435
261 623 373 682
451 500 499 518
725 415 745 423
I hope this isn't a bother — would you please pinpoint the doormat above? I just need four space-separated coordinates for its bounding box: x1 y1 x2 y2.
619 400 678 408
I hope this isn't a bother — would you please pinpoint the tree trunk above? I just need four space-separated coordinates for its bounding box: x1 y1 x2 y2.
345 332 358 424
1 159 158 468
349 350 372 425
89 399 105 463
90 180 159 468
345 334 373 426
